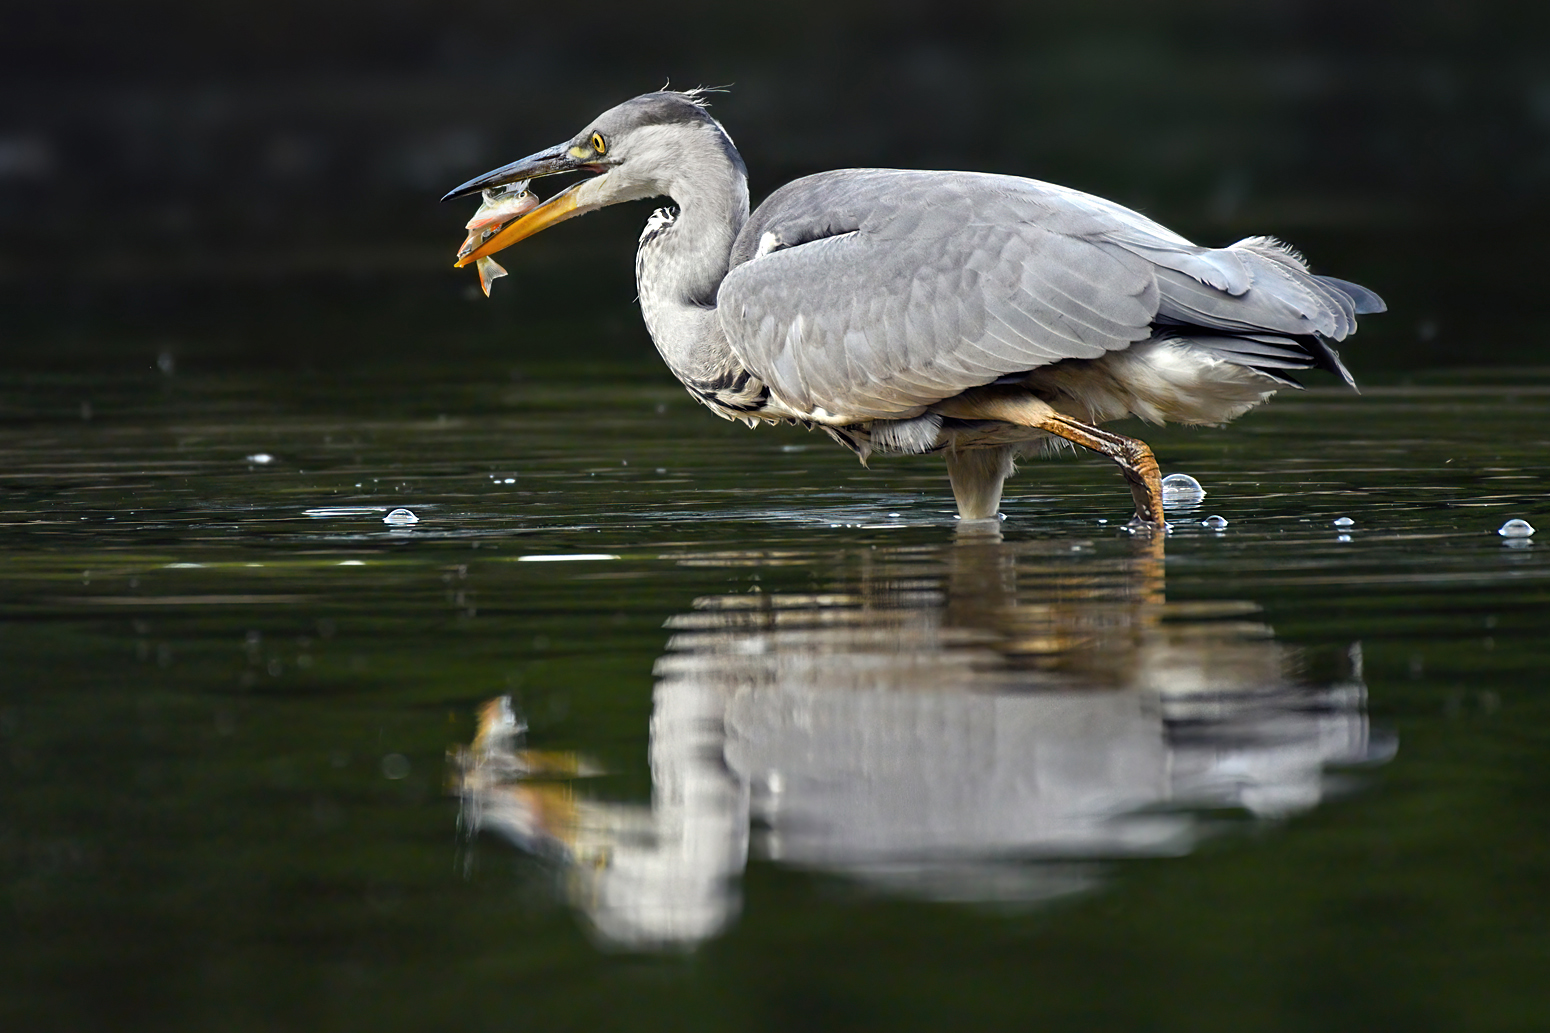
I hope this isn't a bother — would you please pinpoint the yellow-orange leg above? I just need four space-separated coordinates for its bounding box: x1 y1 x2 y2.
1040 413 1166 527
933 387 1167 527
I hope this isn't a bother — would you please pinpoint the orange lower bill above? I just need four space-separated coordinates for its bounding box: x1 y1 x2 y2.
453 181 587 268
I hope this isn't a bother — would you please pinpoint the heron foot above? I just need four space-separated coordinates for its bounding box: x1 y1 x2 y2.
1026 413 1165 527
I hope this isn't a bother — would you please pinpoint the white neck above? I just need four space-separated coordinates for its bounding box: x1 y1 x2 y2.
632 129 751 390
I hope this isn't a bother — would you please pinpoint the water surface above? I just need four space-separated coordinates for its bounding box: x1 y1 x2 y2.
3 364 1549 1030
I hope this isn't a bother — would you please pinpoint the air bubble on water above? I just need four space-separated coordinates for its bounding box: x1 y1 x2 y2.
383 508 419 526
1337 534 1353 543
1498 518 1535 538
246 453 275 464
1160 473 1206 508
1201 514 1228 529
1333 516 1355 528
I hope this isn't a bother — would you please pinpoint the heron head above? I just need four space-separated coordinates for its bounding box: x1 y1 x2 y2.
442 90 741 268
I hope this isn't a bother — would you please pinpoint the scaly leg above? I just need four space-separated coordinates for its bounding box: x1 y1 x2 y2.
1038 413 1165 527
933 387 1167 527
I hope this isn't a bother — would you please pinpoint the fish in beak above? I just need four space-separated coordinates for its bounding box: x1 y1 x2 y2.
442 143 608 283
457 184 541 296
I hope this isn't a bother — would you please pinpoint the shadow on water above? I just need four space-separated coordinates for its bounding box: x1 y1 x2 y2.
455 532 1387 949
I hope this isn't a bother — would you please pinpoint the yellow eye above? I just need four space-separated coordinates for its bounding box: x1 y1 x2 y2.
590 132 606 154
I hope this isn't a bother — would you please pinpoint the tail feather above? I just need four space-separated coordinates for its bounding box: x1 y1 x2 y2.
1169 330 1358 392
1315 275 1387 315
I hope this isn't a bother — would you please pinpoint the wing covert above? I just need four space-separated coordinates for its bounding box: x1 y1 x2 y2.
718 170 1157 419
716 170 1377 421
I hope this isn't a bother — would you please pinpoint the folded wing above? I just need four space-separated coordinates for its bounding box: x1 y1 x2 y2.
717 169 1382 420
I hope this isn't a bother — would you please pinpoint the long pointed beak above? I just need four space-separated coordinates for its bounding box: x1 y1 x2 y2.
440 144 581 201
443 143 606 267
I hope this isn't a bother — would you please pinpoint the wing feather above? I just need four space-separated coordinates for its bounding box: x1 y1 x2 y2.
716 169 1379 419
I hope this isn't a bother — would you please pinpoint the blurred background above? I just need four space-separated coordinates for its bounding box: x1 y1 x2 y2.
3 0 1547 377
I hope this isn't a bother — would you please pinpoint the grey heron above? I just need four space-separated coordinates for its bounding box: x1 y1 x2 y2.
443 90 1385 526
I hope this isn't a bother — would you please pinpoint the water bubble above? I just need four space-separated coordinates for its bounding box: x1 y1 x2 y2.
1337 534 1353 543
383 508 419 526
1160 473 1206 508
1201 514 1229 529
1498 518 1535 538
246 453 275 464
1333 516 1355 528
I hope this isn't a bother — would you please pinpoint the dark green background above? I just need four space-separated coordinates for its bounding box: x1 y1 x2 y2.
3 0 1546 373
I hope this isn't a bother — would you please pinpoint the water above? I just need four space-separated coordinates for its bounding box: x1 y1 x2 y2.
4 363 1550 1030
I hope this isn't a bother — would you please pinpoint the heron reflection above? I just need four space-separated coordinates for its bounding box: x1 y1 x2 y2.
453 535 1384 948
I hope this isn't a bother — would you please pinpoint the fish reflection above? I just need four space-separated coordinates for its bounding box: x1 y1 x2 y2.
453 534 1386 948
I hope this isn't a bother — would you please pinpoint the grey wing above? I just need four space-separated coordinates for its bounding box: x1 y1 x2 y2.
716 169 1381 420
717 170 1157 419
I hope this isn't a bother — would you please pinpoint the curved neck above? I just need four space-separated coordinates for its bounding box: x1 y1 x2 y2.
635 134 750 387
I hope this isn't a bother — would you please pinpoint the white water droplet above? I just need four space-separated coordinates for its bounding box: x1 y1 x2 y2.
1160 473 1206 508
1498 518 1535 538
1201 514 1228 529
1333 516 1355 528
383 508 419 525
246 453 275 464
